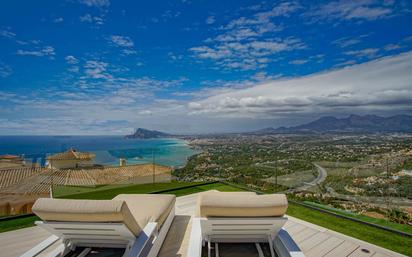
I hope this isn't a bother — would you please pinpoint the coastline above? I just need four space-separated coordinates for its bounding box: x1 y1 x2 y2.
0 136 198 168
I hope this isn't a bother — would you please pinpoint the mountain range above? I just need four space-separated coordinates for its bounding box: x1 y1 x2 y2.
255 114 412 134
126 115 412 138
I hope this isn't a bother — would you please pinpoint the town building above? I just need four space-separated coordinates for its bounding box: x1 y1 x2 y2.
46 149 95 169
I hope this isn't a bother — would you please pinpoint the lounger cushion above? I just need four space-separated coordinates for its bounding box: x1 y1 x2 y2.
195 191 257 216
32 198 141 235
113 194 175 230
197 192 288 217
199 190 257 196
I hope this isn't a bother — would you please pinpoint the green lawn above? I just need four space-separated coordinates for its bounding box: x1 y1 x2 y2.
0 181 411 256
54 181 206 199
302 201 412 235
0 216 40 233
162 182 244 197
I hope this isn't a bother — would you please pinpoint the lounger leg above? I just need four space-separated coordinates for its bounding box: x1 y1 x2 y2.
77 248 91 257
44 243 67 257
207 240 212 257
268 235 275 257
255 243 265 257
214 243 219 257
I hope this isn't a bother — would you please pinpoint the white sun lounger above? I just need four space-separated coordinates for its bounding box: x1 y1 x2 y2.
21 194 176 257
187 191 305 257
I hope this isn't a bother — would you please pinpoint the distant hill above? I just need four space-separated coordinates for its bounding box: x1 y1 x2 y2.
254 114 412 134
125 128 172 139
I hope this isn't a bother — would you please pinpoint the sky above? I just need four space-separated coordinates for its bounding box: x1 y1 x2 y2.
0 0 412 135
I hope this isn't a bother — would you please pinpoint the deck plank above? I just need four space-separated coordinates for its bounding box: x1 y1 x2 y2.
372 253 392 257
305 236 344 257
285 221 306 235
297 232 329 252
323 241 359 257
348 247 376 257
293 227 319 243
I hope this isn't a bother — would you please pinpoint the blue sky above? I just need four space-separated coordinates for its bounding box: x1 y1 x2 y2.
0 0 412 134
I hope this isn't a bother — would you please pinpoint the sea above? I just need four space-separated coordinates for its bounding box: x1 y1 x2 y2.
0 136 199 168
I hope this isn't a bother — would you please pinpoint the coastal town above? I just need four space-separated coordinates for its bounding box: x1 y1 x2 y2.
176 133 412 225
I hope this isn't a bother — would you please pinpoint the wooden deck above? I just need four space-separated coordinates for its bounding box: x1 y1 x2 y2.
0 192 406 257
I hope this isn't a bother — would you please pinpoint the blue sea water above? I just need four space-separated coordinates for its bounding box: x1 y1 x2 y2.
0 136 199 168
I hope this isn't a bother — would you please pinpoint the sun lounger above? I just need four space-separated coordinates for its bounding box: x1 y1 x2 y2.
187 191 305 257
21 194 175 257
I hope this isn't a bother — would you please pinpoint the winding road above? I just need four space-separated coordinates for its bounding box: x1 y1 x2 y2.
286 163 327 193
285 164 412 207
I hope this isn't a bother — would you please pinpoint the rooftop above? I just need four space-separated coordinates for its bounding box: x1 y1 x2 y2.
47 149 95 161
0 155 21 160
0 191 406 257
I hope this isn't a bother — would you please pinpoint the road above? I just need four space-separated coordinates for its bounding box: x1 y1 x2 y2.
285 164 412 207
286 163 327 193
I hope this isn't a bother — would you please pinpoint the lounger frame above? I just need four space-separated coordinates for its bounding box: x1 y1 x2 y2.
187 216 305 257
21 206 175 257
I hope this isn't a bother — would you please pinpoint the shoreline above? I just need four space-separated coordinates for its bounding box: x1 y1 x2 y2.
1 136 198 169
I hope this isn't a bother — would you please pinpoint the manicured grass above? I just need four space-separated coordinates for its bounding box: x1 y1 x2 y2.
0 216 40 233
163 182 245 197
55 181 205 199
53 184 103 196
303 201 412 235
287 203 412 256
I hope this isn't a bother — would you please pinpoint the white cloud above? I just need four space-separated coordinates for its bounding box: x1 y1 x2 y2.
332 36 364 48
110 35 134 47
189 2 303 70
289 59 308 65
79 0 110 8
80 14 105 25
307 1 393 22
344 48 379 58
168 52 183 61
122 49 137 55
161 10 181 21
0 72 188 134
138 110 152 115
384 43 401 51
83 60 110 79
187 51 412 119
0 29 16 38
190 38 304 70
68 66 80 73
16 46 55 57
80 14 93 22
206 16 215 24
0 63 12 78
65 55 79 64
108 35 137 55
2 53 411 134
53 17 64 23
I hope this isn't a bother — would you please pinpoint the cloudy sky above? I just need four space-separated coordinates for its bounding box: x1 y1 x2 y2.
0 0 411 135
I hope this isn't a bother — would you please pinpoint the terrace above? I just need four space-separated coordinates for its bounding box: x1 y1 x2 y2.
0 182 409 257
